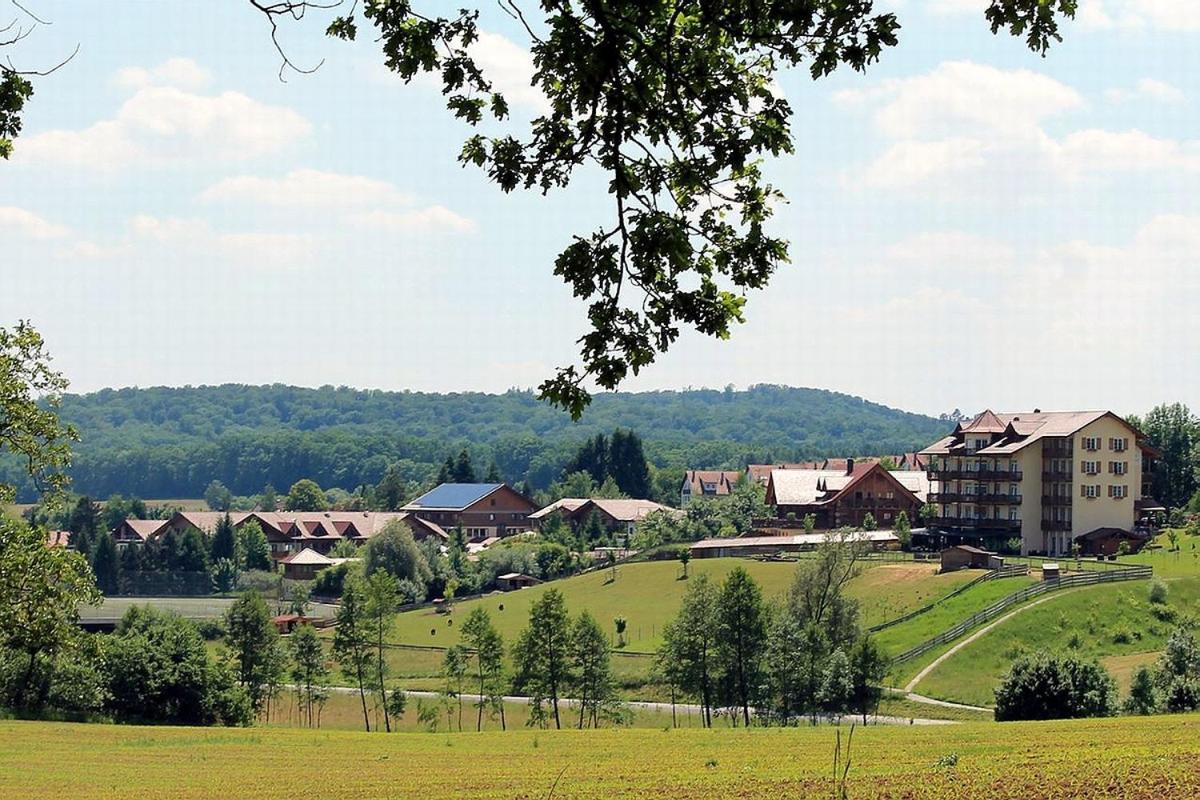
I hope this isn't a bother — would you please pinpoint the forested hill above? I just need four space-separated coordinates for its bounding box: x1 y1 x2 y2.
8 384 948 500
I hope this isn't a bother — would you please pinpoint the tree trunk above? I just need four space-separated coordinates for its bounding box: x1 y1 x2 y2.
357 657 371 733
377 620 391 733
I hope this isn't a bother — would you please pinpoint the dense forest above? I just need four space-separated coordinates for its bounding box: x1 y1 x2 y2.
2 384 947 501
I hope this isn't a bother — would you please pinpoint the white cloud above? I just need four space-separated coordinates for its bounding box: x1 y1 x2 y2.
1080 0 1200 31
470 32 550 115
1104 78 1186 105
113 58 212 91
129 214 317 266
925 0 989 15
354 206 476 234
833 61 1083 139
198 169 475 234
0 206 70 239
840 61 1200 190
19 85 310 169
199 169 413 208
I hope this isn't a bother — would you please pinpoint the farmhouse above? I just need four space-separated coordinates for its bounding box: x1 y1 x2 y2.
121 509 443 559
691 530 899 559
679 470 742 507
745 453 928 486
764 460 928 529
402 483 537 541
530 497 680 538
922 409 1159 556
496 572 541 591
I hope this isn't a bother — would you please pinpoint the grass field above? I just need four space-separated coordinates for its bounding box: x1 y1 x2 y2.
872 573 1036 661
386 558 986 654
79 596 339 621
915 577 1199 706
6 715 1200 799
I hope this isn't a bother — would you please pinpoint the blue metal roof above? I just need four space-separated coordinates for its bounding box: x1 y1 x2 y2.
406 483 503 510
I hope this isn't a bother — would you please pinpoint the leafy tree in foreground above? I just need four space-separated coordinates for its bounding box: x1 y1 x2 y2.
572 611 618 729
364 571 401 732
364 520 433 592
993 652 1117 722
659 573 718 727
848 636 888 725
290 624 329 728
332 575 374 731
513 588 573 730
0 517 99 711
717 567 769 727
234 1 1081 416
223 591 283 716
0 321 77 501
1123 666 1158 716
461 606 507 732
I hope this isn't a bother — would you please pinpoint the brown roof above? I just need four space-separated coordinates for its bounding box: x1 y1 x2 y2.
682 470 742 497
45 530 72 548
118 519 169 541
922 409 1130 457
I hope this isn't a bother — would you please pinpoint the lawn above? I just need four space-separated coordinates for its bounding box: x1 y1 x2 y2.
79 596 339 622
847 562 979 628
871 573 1037 660
915 577 1199 707
6 716 1200 799
387 558 981 654
389 558 801 653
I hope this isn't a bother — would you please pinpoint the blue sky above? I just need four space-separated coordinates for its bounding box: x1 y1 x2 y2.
1 0 1197 417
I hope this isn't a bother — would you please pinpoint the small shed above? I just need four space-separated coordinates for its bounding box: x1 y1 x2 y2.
1075 527 1149 557
496 572 541 591
940 544 996 572
280 547 359 580
1041 562 1061 581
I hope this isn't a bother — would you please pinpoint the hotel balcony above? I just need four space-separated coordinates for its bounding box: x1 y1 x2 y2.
929 492 1022 504
1042 519 1073 532
932 517 1021 532
1042 470 1074 482
1042 494 1073 506
928 468 1023 481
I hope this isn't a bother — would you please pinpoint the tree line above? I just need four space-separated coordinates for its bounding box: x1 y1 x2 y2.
0 383 946 502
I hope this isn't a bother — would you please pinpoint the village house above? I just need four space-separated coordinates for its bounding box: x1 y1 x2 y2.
529 497 681 539
764 459 929 529
922 409 1159 556
745 453 928 487
679 470 742 507
402 483 538 542
120 509 446 559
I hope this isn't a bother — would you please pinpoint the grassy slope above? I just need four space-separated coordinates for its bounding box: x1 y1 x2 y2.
871 574 1037 659
917 577 1200 707
386 559 983 654
6 716 1200 799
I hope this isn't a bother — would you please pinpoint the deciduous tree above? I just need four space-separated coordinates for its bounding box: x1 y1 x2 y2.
716 567 769 727
513 588 573 729
223 590 284 715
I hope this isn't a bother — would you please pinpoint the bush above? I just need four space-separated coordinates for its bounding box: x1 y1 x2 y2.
237 569 281 595
1152 604 1177 623
196 618 227 641
1149 580 1169 605
1122 666 1158 715
993 652 1117 721
311 561 358 599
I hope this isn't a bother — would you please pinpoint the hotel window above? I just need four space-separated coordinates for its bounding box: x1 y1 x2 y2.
1081 484 1100 499
1111 437 1128 452
1109 485 1128 499
1110 461 1127 475
1082 436 1100 451
1081 460 1100 475
1009 508 1018 520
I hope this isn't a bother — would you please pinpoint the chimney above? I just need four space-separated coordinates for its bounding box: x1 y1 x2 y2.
846 458 854 474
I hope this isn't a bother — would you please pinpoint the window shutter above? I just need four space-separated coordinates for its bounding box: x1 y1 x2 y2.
1080 484 1086 498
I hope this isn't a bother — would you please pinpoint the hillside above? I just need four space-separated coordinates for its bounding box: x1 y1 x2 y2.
4 383 946 500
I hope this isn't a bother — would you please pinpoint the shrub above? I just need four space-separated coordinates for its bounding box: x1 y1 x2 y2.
196 618 227 641
1152 604 1178 623
1163 678 1200 713
1112 629 1132 645
993 652 1117 721
1149 580 1169 605
1122 666 1158 715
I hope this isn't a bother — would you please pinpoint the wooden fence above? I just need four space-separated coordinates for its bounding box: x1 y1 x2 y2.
890 563 1153 665
866 563 1031 634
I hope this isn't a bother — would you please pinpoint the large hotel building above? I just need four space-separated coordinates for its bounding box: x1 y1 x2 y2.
921 410 1159 556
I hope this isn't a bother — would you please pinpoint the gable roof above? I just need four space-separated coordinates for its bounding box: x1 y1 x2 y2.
923 409 1131 457
403 483 509 511
529 498 590 520
681 470 741 496
118 519 170 541
768 463 929 506
585 498 680 522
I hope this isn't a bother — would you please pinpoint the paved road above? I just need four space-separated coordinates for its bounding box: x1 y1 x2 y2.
316 685 955 726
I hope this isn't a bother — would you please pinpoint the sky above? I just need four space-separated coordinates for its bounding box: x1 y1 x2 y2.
1 0 1197 418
